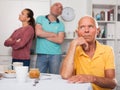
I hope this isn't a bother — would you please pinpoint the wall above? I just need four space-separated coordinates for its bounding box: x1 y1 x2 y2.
0 0 50 63
51 0 91 33
0 0 91 61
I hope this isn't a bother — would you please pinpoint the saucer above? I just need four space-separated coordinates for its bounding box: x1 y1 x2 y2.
4 73 16 78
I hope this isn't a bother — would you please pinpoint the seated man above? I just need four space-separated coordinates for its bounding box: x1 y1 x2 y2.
60 15 117 90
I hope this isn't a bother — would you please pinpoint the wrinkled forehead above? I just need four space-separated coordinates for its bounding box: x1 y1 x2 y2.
52 2 63 9
78 16 96 27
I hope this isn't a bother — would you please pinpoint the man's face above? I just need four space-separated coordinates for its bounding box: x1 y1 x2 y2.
77 17 98 43
50 3 63 17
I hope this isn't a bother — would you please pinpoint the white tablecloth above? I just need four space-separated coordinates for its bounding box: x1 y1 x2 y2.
0 73 93 90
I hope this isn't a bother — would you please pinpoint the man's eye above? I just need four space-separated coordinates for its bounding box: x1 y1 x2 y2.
80 26 85 30
89 25 94 29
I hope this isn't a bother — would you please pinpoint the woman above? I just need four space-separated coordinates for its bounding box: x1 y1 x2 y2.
4 8 35 66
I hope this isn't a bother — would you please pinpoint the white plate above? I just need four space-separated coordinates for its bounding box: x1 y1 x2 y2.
4 73 16 78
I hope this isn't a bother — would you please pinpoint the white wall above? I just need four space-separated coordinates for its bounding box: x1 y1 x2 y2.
0 0 91 58
51 0 91 33
0 0 50 55
0 0 91 67
0 0 50 61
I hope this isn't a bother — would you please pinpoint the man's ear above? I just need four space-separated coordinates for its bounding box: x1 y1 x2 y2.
75 29 79 36
76 29 78 33
97 27 101 36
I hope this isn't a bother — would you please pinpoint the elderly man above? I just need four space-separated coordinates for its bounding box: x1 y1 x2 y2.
60 16 117 90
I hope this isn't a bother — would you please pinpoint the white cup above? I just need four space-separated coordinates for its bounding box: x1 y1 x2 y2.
13 62 23 70
15 66 28 83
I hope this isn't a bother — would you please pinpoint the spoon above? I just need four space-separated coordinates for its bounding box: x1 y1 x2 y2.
33 78 39 86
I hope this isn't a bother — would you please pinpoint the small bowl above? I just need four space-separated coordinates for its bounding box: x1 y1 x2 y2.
4 70 16 78
4 73 16 78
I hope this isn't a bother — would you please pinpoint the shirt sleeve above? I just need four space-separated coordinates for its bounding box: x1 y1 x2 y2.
58 22 65 32
105 46 115 69
12 26 34 50
4 30 17 46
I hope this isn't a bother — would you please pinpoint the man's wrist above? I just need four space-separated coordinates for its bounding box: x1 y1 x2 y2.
92 75 97 83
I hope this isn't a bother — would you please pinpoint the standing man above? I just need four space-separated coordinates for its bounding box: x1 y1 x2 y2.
35 2 65 74
60 16 117 90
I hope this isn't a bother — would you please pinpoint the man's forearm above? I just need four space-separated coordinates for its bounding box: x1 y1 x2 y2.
93 76 117 89
60 42 76 79
46 37 64 44
35 24 57 38
36 29 57 38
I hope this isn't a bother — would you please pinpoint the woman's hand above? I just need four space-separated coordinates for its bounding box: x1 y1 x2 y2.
16 38 21 42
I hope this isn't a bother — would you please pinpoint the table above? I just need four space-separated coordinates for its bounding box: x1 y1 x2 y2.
0 73 93 90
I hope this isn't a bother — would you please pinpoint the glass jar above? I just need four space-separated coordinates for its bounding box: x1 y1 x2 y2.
29 68 40 78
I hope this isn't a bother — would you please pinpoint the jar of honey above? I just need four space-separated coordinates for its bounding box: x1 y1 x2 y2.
29 68 40 78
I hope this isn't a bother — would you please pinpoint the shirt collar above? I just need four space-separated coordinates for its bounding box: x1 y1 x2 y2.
45 15 59 23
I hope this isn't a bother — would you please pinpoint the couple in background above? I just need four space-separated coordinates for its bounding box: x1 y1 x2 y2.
4 2 65 74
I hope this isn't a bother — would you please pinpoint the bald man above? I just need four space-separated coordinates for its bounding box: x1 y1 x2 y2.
60 16 117 90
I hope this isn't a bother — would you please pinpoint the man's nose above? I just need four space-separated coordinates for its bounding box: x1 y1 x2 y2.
84 27 89 32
